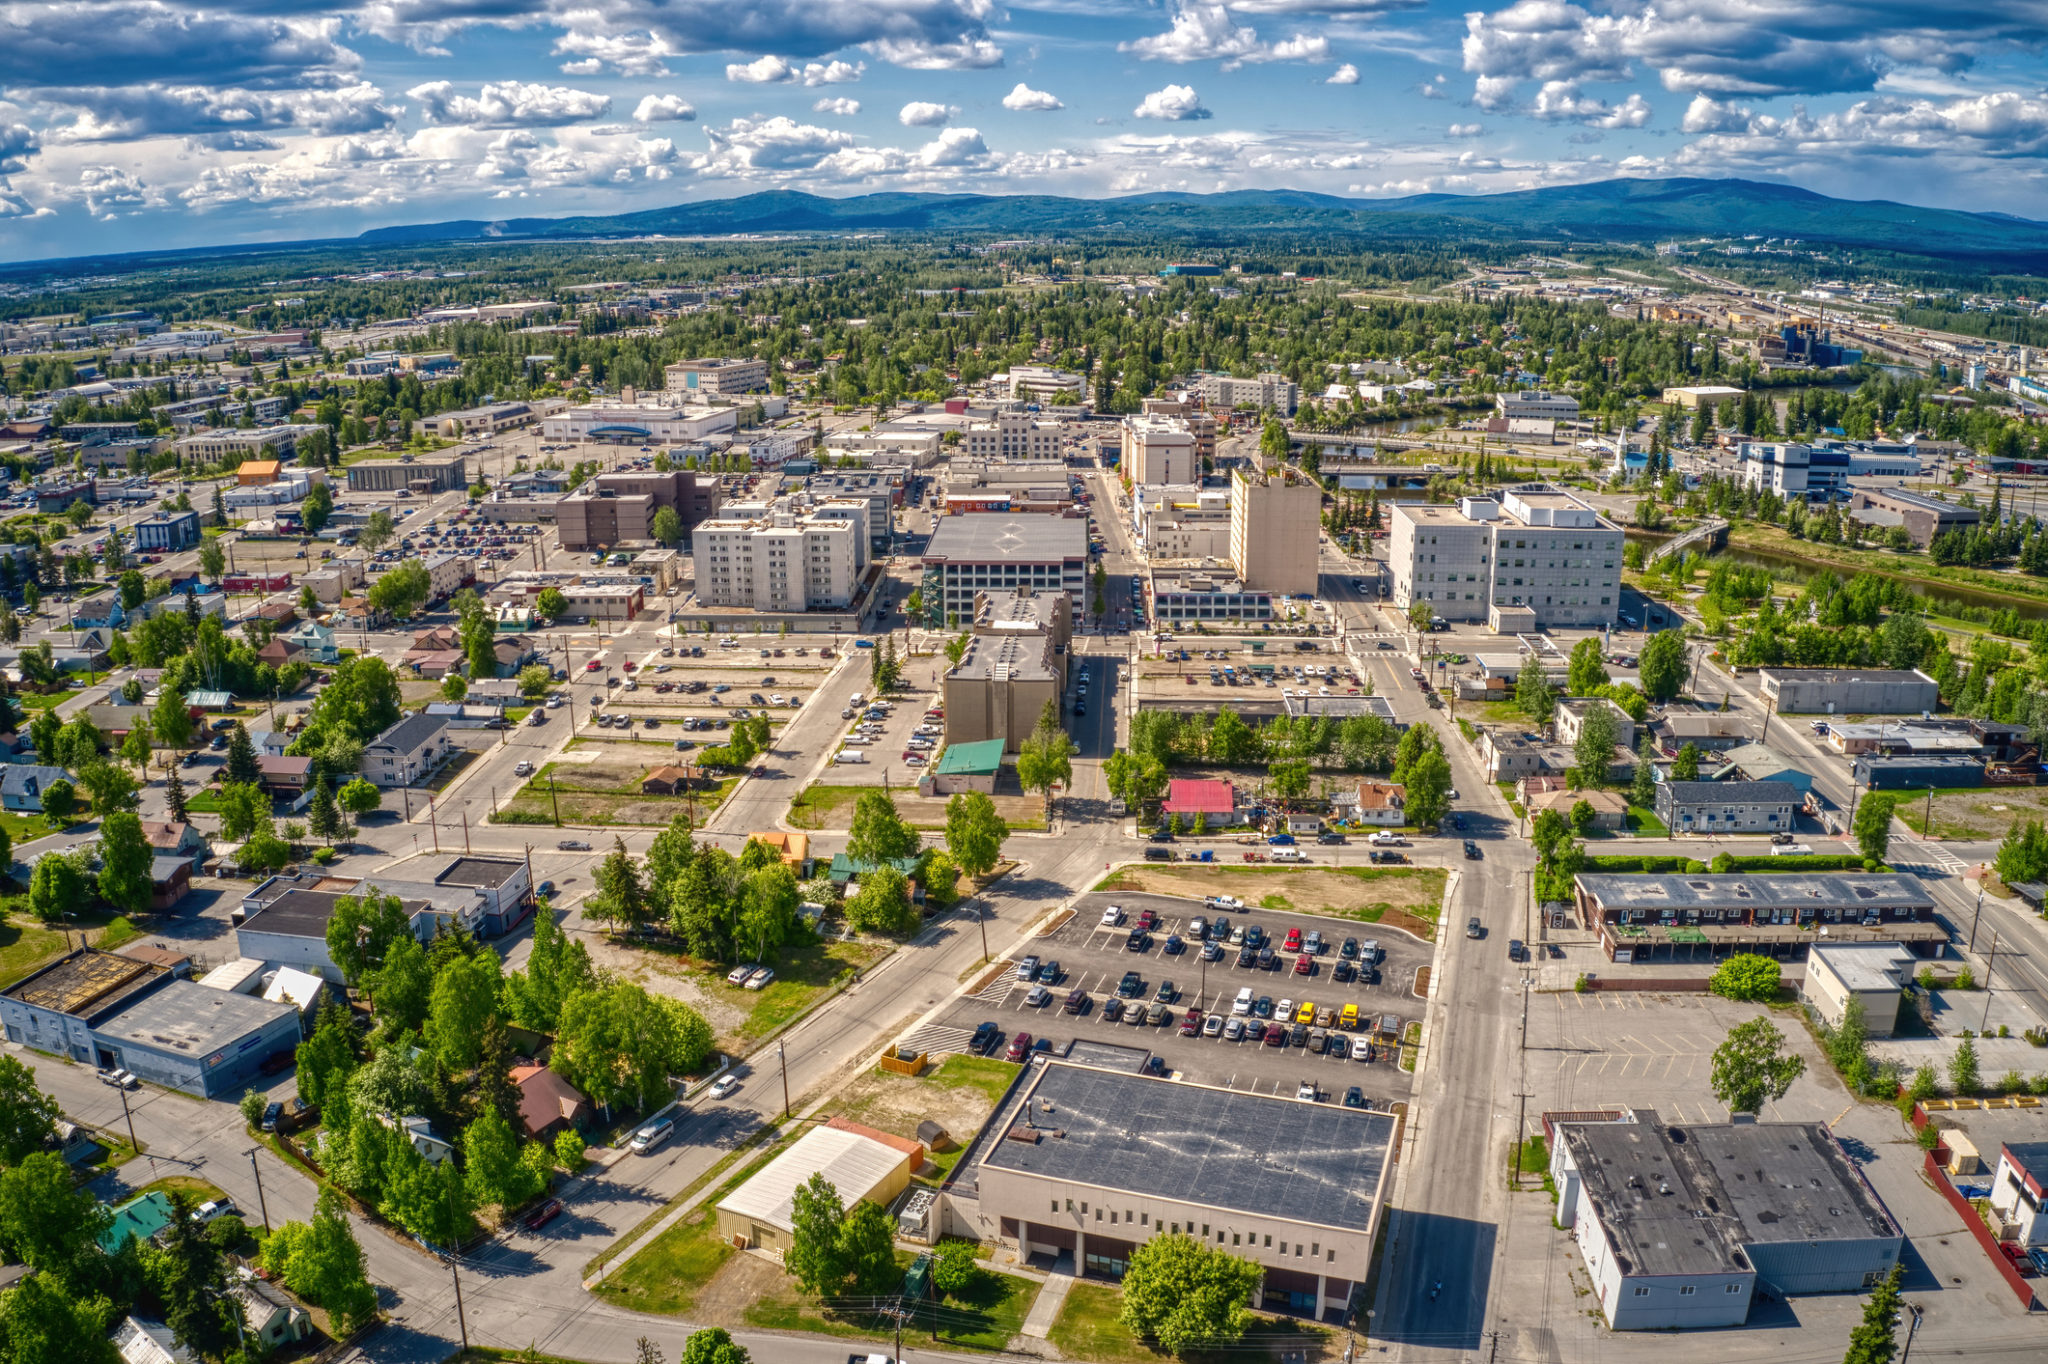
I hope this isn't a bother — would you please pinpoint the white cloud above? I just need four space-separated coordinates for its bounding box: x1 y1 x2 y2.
1681 94 1751 134
1002 82 1063 111
726 55 794 83
633 94 697 123
1326 64 1359 86
813 96 862 116
1680 90 2048 162
550 29 678 79
0 3 358 89
1123 3 1261 64
802 60 866 85
1448 122 1483 137
918 125 988 165
1528 81 1649 127
864 35 1003 69
1258 34 1330 63
409 80 611 127
0 122 39 174
900 101 958 127
1134 84 1212 121
43 82 399 141
74 164 158 218
702 114 858 172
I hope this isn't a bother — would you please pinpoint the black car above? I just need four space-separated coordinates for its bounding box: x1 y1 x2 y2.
1036 960 1062 983
260 1101 284 1132
1253 995 1275 1019
1333 961 1357 983
1289 1023 1310 1048
1340 937 1359 959
1245 926 1266 948
1102 998 1125 1022
1210 915 1231 942
1317 831 1346 845
1147 829 1175 843
1343 1086 1367 1109
1062 987 1090 1014
1236 946 1259 968
1126 929 1151 952
970 1021 1000 1055
1155 980 1178 1003
1508 939 1526 962
1451 813 1468 831
1116 971 1145 998
1257 946 1278 970
1463 840 1482 860
1164 935 1184 955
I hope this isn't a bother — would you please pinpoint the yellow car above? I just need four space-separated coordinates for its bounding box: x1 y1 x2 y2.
1294 1000 1317 1025
1340 1003 1360 1030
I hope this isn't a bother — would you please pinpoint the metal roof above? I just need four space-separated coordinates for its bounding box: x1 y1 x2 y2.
1576 872 1934 914
933 740 1005 776
716 1126 911 1234
924 515 1086 563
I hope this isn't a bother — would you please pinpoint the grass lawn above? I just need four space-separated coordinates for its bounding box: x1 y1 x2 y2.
1048 1282 1335 1364
1893 785 2048 840
133 1174 227 1206
1467 700 1533 728
96 916 141 951
0 809 69 844
789 782 1045 832
491 769 739 828
1620 805 1668 837
0 916 72 989
629 933 892 1052
18 689 83 711
592 1137 800 1313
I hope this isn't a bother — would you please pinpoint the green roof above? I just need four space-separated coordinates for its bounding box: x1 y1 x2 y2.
828 853 923 885
933 739 1006 776
99 1191 175 1253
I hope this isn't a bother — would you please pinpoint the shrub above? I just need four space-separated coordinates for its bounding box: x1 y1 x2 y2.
206 1215 249 1251
1683 859 1707 874
1999 1069 2027 1094
312 847 337 865
1956 967 1978 990
1917 968 1939 991
1708 954 1781 1003
1914 1123 1941 1150
1709 852 1735 874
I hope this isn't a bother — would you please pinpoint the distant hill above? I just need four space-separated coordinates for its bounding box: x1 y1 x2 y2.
355 178 2048 263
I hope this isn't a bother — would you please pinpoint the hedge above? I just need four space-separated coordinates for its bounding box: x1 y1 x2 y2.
1581 854 1881 874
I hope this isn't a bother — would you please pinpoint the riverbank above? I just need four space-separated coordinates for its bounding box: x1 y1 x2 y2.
1719 524 2048 619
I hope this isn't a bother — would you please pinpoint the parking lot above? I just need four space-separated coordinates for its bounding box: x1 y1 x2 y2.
926 890 1427 1105
825 680 947 777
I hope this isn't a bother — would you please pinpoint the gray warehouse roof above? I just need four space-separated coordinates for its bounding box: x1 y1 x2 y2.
1758 667 1933 684
367 711 452 755
91 980 295 1056
1575 872 1934 915
981 1062 1395 1233
1686 1120 1897 1246
434 856 526 889
240 888 434 940
924 516 1086 563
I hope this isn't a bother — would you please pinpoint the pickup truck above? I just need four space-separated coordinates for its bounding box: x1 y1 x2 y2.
850 1355 902 1364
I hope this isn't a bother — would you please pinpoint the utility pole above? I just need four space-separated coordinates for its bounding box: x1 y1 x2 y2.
1982 930 2001 1033
778 1038 791 1121
448 1251 469 1350
462 809 471 855
118 1084 140 1158
1899 1302 1923 1364
1970 880 1985 952
246 1148 271 1233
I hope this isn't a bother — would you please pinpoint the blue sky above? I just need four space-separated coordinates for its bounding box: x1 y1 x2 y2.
1 0 2046 261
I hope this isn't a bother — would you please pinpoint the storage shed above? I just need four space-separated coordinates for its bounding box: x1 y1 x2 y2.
714 1123 919 1253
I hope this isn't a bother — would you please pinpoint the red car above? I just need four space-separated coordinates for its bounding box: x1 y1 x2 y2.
1263 1022 1288 1047
1135 909 1160 931
522 1198 564 1231
1178 1007 1203 1036
1004 1032 1034 1062
623 661 638 672
1293 953 1313 975
1283 928 1303 952
584 660 602 672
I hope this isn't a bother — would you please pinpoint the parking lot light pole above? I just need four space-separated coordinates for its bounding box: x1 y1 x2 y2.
245 1148 270 1233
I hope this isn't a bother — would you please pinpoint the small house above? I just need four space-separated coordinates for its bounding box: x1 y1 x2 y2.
230 1279 311 1350
149 856 192 911
1160 778 1239 826
2 764 75 813
283 619 338 663
927 738 1004 796
508 1062 591 1140
1990 1142 2048 1247
99 1191 176 1253
1333 780 1405 827
114 1317 194 1364
256 754 313 794
641 764 714 795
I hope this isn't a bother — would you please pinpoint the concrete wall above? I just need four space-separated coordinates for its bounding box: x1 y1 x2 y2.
1760 670 1939 715
233 928 341 982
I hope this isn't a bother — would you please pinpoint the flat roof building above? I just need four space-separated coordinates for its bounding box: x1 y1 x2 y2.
1552 1112 1901 1329
923 516 1086 627
942 588 1071 753
716 1122 918 1253
1804 942 1917 1038
969 1061 1396 1321
1847 487 1977 548
558 469 722 551
0 949 173 1065
665 357 768 398
1390 485 1622 630
1574 871 1943 962
92 981 301 1098
346 455 468 494
1121 415 1196 486
1757 667 1939 715
1230 468 1320 597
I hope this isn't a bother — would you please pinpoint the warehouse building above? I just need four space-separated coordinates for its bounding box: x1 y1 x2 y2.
234 879 447 981
715 1120 919 1252
0 950 175 1064
1850 754 1987 790
1758 668 1939 715
966 1061 1396 1322
1551 1111 1902 1330
346 455 469 494
1803 942 1917 1038
90 982 301 1097
1574 872 1943 962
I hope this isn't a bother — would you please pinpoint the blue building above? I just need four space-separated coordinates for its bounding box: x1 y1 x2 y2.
134 510 201 552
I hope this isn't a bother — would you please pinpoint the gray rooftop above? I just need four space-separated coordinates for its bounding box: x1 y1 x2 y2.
434 856 526 889
2002 1141 2048 1180
924 515 1086 564
1809 942 1917 993
240 887 433 940
1660 780 1800 806
1576 872 1934 915
954 631 1057 683
91 980 295 1056
980 1062 1396 1234
1758 667 1934 683
367 711 451 756
1686 1121 1898 1246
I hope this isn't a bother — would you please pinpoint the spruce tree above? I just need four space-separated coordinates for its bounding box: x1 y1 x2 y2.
164 766 188 824
308 777 341 843
224 722 262 786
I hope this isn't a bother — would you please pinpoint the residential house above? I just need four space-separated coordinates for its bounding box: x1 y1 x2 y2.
114 1317 193 1364
1552 698 1638 753
149 857 192 911
1332 780 1406 827
1654 780 1798 835
393 1114 454 1165
490 635 540 677
641 765 714 795
256 754 313 794
284 619 338 663
508 1063 591 1140
362 713 455 787
1651 713 1753 754
1526 786 1628 831
2 765 75 812
86 704 155 739
230 1279 311 1350
248 730 293 758
408 649 464 680
1477 728 1552 781
142 821 208 868
1159 778 1240 825
747 831 809 872
254 639 301 669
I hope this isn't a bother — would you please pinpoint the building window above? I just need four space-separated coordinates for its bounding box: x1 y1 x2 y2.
1263 1235 1272 1248
1726 1283 1743 1294
1633 1286 1650 1297
1679 1286 1696 1297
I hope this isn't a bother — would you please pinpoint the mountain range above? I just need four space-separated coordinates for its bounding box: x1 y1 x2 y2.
356 178 2048 264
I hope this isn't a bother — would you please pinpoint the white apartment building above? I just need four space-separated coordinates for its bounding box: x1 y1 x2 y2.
1005 365 1089 402
693 505 860 611
665 358 768 397
1389 485 1623 629
1196 371 1299 415
1121 415 1197 485
965 413 1065 461
1496 391 1581 421
1133 484 1232 559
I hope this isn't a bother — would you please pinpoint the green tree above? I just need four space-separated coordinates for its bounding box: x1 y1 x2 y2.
118 722 151 774
1514 658 1556 723
1854 792 1898 863
0 1058 60 1167
368 932 433 1034
0 1152 108 1278
1638 628 1688 701
75 761 137 815
196 537 226 582
502 908 597 1033
95 811 154 914
680 1327 751 1364
357 510 396 555
1949 1036 1982 1096
154 1196 241 1359
339 777 383 819
1403 749 1454 829
535 586 568 621
1208 708 1261 765
1571 702 1617 787
326 891 414 986
1710 1017 1806 1115
1672 742 1701 781
152 684 194 752
1017 704 1075 819
368 560 431 619
1406 599 1434 632
586 836 649 934
1995 818 2048 887
838 1198 899 1294
1630 732 1658 809
1566 636 1609 695
37 778 77 826
26 853 86 925
1119 1232 1263 1356
553 982 713 1113
1258 417 1291 463
270 1188 378 1335
1842 1264 1904 1364
844 864 919 935
518 664 554 699
932 1237 986 1297
215 780 272 843
1269 757 1312 808
295 1004 360 1112
847 788 919 867
945 791 1008 879
302 481 335 534
786 1173 849 1296
0 1273 122 1364
118 569 146 612
441 674 468 703
738 862 802 963
1708 953 1782 1003
224 721 261 785
307 777 342 843
425 951 501 1072
650 506 683 546
462 1107 541 1212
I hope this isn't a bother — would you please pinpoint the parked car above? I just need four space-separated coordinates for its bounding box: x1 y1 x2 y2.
1004 1032 1034 1061
709 1075 740 1099
558 839 592 851
970 1021 1000 1054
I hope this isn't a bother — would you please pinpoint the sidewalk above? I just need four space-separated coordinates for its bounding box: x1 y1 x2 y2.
1017 1253 1077 1338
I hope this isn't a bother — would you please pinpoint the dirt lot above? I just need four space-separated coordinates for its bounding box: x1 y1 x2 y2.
1901 785 2048 840
789 781 1045 832
1098 864 1448 938
830 1053 1019 1174
496 740 735 826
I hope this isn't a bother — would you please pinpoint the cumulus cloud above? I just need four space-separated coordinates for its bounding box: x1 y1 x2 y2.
865 35 1003 68
410 80 611 127
703 114 858 172
917 125 988 165
1121 2 1330 69
0 3 358 89
900 101 957 127
1134 84 1212 121
0 122 39 175
1448 122 1483 137
1681 94 1751 133
1680 90 2048 162
43 82 399 141
803 60 866 85
550 29 678 78
1527 81 1650 127
633 94 697 123
726 55 794 83
1326 64 1359 85
74 164 158 218
813 96 862 116
1002 82 1063 111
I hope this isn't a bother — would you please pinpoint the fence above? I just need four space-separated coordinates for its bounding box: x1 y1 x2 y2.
1919 1148 2039 1309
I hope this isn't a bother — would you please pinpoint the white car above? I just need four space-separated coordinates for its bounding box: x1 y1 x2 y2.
546 695 564 708
709 1075 740 1099
725 963 758 985
770 694 786 706
1101 904 1125 926
514 761 534 777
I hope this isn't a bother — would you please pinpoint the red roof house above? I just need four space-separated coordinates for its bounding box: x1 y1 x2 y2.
508 1063 591 1140
1161 779 1236 817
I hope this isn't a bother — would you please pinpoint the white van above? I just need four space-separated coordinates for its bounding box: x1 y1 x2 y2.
1771 843 1814 856
834 749 867 765
630 1117 674 1154
1233 987 1255 1016
849 692 866 707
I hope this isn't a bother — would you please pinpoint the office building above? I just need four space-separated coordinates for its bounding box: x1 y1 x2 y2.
1389 485 1623 630
1740 443 1923 500
346 455 469 494
1005 365 1088 403
1551 1113 1901 1329
134 511 201 552
1803 942 1917 1038
1230 467 1320 596
540 400 737 445
664 358 767 398
942 588 1070 752
1660 385 1746 410
1653 780 1797 834
1845 487 1978 547
1572 871 1942 963
922 516 1087 627
1195 371 1298 415
176 428 304 466
1757 667 1939 715
965 413 1065 461
432 402 534 437
692 504 862 612
1495 391 1581 421
1120 416 1196 486
1134 483 1232 559
967 1061 1396 1321
556 469 722 550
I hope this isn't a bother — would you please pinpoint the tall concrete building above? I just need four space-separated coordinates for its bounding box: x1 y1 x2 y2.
345 454 468 494
1005 365 1088 402
1196 371 1299 415
1121 415 1196 486
941 588 1071 752
692 502 862 611
556 470 722 551
1389 484 1622 630
921 516 1087 627
664 357 767 397
1229 468 1322 597
964 413 1064 461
